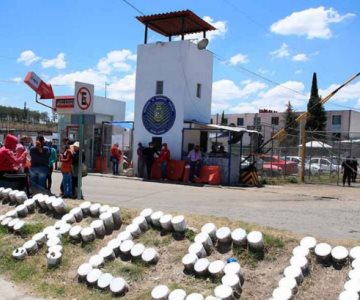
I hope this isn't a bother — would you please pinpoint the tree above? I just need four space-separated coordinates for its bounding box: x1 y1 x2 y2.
280 101 299 147
220 110 227 125
305 72 327 140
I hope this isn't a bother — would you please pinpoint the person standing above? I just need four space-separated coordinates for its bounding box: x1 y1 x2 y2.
46 140 57 192
187 145 202 182
137 142 145 178
158 143 171 181
352 157 358 183
341 156 353 187
60 145 73 198
110 143 122 175
29 136 50 190
71 141 85 199
143 142 158 179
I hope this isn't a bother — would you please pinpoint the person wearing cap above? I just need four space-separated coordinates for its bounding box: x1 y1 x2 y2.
29 135 51 190
158 143 171 181
110 143 122 175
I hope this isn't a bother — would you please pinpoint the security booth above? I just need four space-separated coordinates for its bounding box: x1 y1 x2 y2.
53 84 126 172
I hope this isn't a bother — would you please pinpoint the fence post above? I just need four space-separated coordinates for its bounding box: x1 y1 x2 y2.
300 121 306 183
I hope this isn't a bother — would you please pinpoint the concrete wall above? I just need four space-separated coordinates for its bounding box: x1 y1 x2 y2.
133 40 213 168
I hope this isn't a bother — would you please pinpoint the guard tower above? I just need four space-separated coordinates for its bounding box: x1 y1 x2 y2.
133 10 216 166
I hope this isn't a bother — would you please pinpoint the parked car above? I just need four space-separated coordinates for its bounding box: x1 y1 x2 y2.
303 160 321 175
281 156 302 165
255 157 283 177
256 154 298 175
307 157 340 174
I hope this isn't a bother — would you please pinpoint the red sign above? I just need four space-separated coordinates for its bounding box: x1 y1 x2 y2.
76 87 92 110
55 96 74 109
24 72 55 99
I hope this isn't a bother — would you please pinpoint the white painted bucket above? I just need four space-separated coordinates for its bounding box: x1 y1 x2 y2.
15 191 27 204
150 211 164 227
160 214 173 231
182 253 198 271
283 265 303 285
351 258 360 269
15 204 28 218
13 220 25 233
109 206 122 230
204 296 221 300
133 216 149 232
194 258 210 276
349 246 360 261
81 227 96 243
168 289 187 300
52 198 67 215
69 225 83 242
231 228 247 247
151 285 170 300
300 236 317 251
194 232 213 253
0 215 6 222
315 243 332 265
77 263 93 282
292 245 310 258
61 213 76 224
9 190 19 204
12 247 27 260
223 262 244 285
99 246 115 261
222 273 242 295
89 255 105 268
100 212 114 234
90 203 101 217
120 239 135 256
278 277 298 295
107 238 122 257
126 223 141 238
110 277 128 296
37 195 48 210
59 223 72 236
348 269 360 281
48 244 63 254
1 217 13 226
54 220 65 230
47 251 62 268
171 215 187 232
272 286 292 300
86 268 102 286
91 219 106 239
44 226 61 239
117 230 133 242
5 210 17 218
214 284 234 300
7 218 20 231
97 272 113 290
290 255 309 274
140 208 153 224
24 198 36 213
142 248 159 264
344 279 360 294
216 227 232 244
186 293 204 300
45 196 56 211
247 231 264 251
99 204 111 214
70 207 83 222
208 260 225 278
47 237 61 248
338 290 359 300
2 188 12 203
188 242 207 258
32 232 47 247
130 243 145 259
331 246 349 267
23 239 38 255
201 223 217 242
80 201 92 216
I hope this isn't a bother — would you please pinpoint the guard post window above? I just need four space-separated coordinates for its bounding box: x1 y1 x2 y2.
156 81 163 95
196 83 201 98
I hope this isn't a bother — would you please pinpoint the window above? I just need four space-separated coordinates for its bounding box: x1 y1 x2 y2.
155 81 163 95
196 83 202 98
237 118 244 126
332 132 341 140
253 117 261 126
332 115 341 125
271 117 279 125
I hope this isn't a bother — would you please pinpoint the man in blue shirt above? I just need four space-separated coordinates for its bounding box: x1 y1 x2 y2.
30 136 50 190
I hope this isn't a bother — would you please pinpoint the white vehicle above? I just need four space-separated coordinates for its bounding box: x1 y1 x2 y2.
307 157 340 174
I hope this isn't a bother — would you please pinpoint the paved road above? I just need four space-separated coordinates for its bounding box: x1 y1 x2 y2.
53 173 360 241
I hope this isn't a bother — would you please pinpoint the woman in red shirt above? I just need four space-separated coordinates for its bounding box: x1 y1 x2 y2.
158 143 170 181
60 147 73 198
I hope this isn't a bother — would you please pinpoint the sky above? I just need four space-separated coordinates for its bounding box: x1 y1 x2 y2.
0 0 359 120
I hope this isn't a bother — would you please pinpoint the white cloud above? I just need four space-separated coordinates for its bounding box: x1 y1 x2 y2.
230 81 306 113
270 6 355 39
17 50 41 66
41 53 67 69
270 43 290 58
11 77 22 83
97 50 136 74
295 69 303 75
125 111 134 121
107 73 136 102
320 81 360 103
292 53 309 62
229 53 249 65
49 69 107 87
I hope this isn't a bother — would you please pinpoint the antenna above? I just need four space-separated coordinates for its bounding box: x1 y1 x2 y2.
197 38 209 50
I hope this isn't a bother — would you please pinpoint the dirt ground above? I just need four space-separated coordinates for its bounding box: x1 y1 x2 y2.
0 198 357 300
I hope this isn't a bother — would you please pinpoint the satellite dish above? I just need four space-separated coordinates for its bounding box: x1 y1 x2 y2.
197 38 209 50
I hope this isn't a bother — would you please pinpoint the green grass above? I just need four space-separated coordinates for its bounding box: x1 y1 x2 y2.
136 228 173 247
184 228 196 242
104 260 146 282
20 222 46 237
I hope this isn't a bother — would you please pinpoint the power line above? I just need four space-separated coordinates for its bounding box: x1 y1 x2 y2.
121 0 145 16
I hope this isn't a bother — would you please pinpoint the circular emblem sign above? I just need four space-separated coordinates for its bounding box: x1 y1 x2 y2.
76 87 92 110
142 96 176 135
